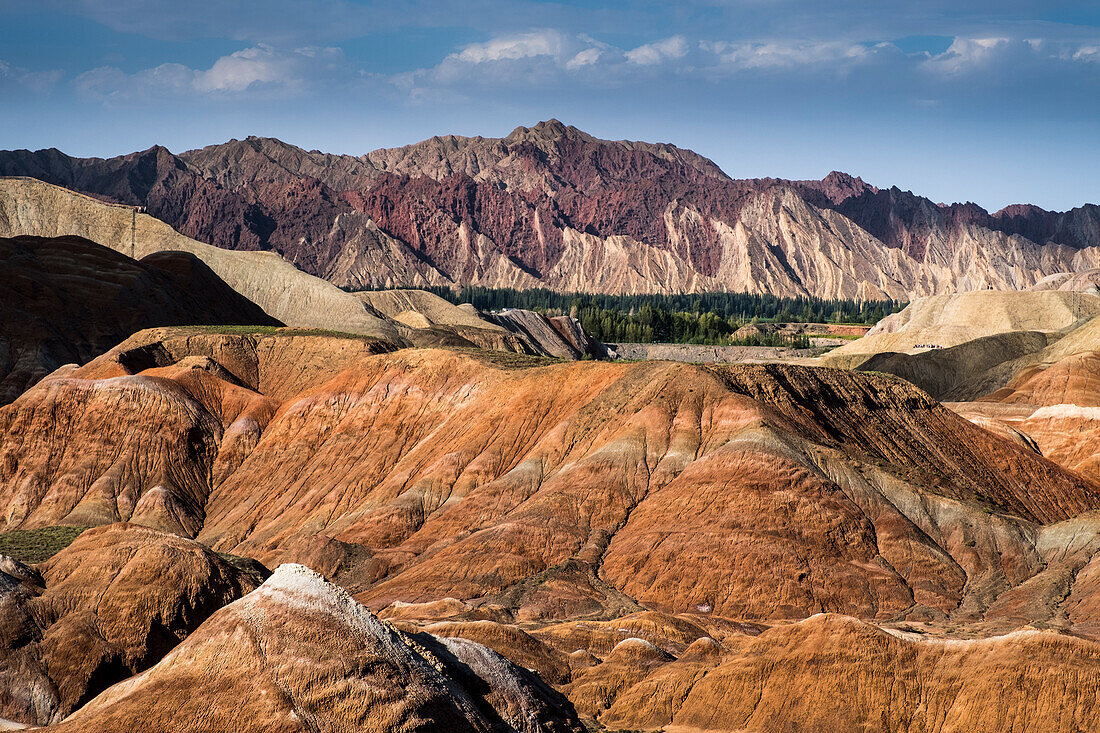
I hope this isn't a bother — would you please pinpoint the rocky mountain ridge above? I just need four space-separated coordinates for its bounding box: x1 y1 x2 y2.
3 120 1098 298
0 178 608 396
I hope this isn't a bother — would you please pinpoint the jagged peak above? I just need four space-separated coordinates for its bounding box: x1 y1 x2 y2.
994 202 1052 218
505 119 595 144
244 135 295 150
180 136 300 161
129 144 178 162
822 170 873 191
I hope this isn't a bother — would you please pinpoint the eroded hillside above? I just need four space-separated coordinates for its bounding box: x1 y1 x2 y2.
0 319 1099 729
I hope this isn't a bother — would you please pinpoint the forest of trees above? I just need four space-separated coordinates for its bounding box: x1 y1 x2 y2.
423 287 902 326
564 302 817 347
385 287 906 346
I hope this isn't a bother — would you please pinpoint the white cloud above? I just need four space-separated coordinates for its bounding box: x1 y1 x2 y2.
196 45 344 93
565 47 603 70
0 60 64 93
385 26 1100 117
451 30 574 64
1073 46 1100 62
74 45 349 101
921 37 1013 74
916 36 1100 77
625 36 688 65
708 40 881 70
399 30 703 96
399 30 625 91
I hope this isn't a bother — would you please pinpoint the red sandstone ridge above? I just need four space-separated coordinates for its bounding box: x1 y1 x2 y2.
2 328 1099 630
3 121 1098 298
1 324 1100 729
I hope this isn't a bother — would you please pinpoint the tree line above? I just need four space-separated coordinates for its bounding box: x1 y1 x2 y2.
412 287 904 346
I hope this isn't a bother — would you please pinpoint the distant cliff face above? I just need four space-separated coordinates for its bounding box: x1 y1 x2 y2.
3 120 1099 298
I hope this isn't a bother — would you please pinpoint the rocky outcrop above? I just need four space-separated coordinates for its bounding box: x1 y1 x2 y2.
357 290 598 358
0 523 262 726
0 234 278 403
45 563 583 733
485 309 607 359
3 122 1098 299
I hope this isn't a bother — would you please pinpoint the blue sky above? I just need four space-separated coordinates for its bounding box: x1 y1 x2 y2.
0 0 1097 211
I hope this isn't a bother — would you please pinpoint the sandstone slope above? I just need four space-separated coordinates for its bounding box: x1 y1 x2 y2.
593 614 1100 732
0 177 402 340
3 326 1100 730
0 327 399 535
947 315 1100 483
0 177 616 366
823 289 1100 371
2 329 1099 631
46 563 583 733
0 523 262 726
0 234 278 403
390 608 1100 732
820 290 1100 489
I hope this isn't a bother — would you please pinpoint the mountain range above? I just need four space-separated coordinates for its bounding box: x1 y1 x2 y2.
3 119 1099 299
6 121 1100 732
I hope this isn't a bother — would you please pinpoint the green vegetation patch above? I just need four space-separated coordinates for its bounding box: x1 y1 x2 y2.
445 347 566 369
0 525 90 563
408 286 903 326
178 324 383 341
352 286 902 346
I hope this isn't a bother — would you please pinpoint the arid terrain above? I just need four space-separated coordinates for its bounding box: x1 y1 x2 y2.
4 121 1100 299
1 142 1100 731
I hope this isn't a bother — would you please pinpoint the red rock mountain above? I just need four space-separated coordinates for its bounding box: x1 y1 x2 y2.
3 121 1098 298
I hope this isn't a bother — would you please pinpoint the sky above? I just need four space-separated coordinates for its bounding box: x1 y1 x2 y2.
0 0 1097 211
